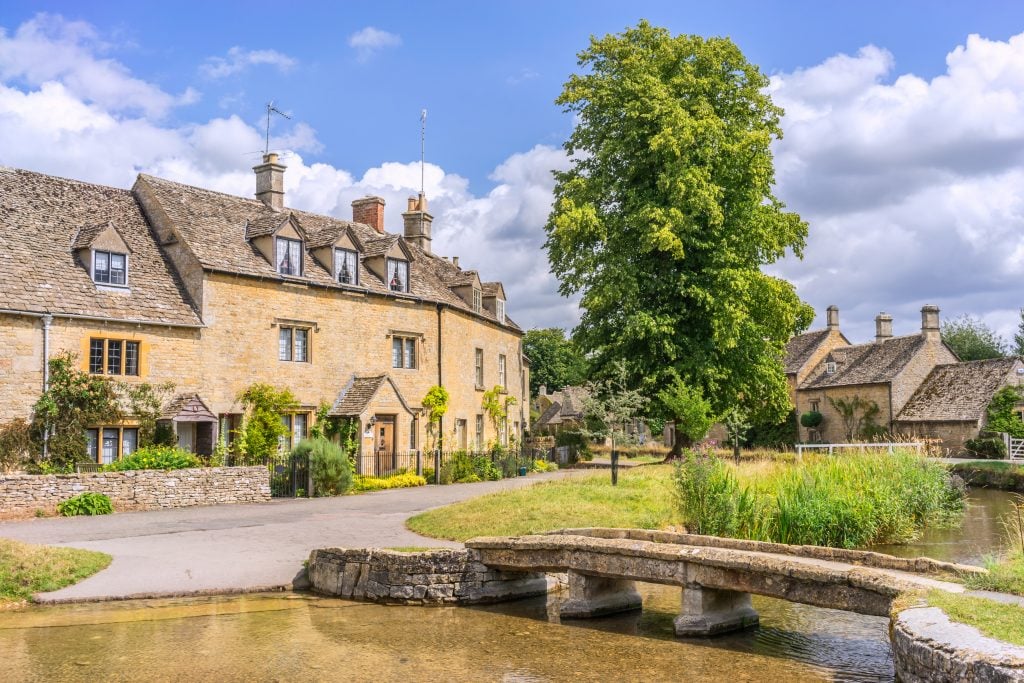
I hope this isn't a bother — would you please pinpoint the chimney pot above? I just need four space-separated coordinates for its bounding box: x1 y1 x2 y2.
826 305 840 330
875 312 893 342
253 153 286 211
921 304 941 341
352 196 386 234
403 192 433 254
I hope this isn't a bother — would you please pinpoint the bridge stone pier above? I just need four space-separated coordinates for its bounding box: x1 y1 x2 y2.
465 528 982 637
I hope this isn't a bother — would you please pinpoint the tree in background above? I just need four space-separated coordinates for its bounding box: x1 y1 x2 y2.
1015 309 1024 357
522 328 589 397
580 361 648 460
941 315 1008 361
545 22 813 449
657 379 714 454
986 386 1024 439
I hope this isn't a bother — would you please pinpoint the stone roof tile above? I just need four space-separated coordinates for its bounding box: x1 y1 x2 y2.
896 358 1023 422
801 335 926 389
783 329 831 374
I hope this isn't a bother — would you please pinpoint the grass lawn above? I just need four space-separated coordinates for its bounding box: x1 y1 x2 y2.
926 590 1024 647
964 553 1024 596
0 538 111 606
407 466 676 542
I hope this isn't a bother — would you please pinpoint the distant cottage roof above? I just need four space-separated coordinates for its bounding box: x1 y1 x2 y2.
801 335 927 389
0 167 202 327
533 385 590 430
783 329 832 374
897 358 1024 422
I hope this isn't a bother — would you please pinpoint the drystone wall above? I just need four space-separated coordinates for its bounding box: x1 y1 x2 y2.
0 466 270 515
307 547 550 605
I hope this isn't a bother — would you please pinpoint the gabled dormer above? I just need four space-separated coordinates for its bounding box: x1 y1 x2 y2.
363 235 415 294
308 225 365 286
246 212 307 277
482 282 507 324
445 270 483 312
73 221 133 288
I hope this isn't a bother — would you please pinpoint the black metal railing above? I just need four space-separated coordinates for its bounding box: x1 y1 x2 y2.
225 451 310 498
356 450 420 479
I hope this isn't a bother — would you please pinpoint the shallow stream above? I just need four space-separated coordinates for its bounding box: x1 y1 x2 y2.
0 488 1018 682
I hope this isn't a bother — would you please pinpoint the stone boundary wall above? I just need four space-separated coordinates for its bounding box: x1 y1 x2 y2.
548 528 985 577
307 547 551 605
891 607 1024 682
0 467 270 515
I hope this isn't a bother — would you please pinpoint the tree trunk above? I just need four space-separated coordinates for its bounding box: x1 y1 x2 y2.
733 437 740 464
665 423 692 461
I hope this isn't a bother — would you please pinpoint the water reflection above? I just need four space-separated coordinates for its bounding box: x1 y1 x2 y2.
0 488 1017 683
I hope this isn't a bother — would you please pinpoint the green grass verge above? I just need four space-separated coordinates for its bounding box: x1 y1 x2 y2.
926 590 1024 647
951 461 1024 493
0 538 111 605
965 553 1024 596
407 466 675 542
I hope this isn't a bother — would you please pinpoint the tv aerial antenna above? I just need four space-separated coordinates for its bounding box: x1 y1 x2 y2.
264 101 291 156
420 108 427 197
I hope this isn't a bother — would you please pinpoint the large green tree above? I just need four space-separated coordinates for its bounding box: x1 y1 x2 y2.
1014 308 1024 357
545 22 813 451
522 328 589 396
941 315 1008 361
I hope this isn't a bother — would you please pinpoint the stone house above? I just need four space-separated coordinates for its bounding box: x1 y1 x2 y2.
532 385 590 436
0 155 528 466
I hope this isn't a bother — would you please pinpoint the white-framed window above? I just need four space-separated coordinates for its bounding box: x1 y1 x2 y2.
278 327 310 362
392 336 417 369
276 237 303 276
496 299 506 324
498 354 507 390
334 248 358 285
825 361 836 374
88 338 140 376
810 399 820 413
279 413 308 453
472 288 482 313
474 348 484 388
475 414 484 448
92 250 127 286
387 258 409 293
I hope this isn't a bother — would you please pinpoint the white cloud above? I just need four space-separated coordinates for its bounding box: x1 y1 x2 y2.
200 46 297 79
347 26 401 62
770 33 1024 342
507 68 539 85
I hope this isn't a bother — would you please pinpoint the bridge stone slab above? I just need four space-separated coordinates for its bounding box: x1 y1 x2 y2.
558 570 642 618
674 585 760 637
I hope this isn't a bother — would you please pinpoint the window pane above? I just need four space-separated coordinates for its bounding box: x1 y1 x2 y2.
124 341 140 376
279 328 292 361
109 253 126 285
392 338 402 368
289 240 302 276
497 300 505 323
475 349 483 386
86 429 98 460
280 414 291 452
101 428 119 464
336 249 357 284
89 339 104 374
476 415 484 448
293 414 307 443
94 251 110 283
409 418 417 450
404 338 416 369
398 261 409 292
294 328 308 362
277 238 301 275
499 355 506 388
106 340 123 375
122 428 138 457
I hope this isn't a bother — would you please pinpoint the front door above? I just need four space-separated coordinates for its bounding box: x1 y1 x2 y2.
177 422 194 452
374 415 396 475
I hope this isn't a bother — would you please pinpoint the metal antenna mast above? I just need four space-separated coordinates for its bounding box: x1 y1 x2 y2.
264 101 291 155
420 108 427 197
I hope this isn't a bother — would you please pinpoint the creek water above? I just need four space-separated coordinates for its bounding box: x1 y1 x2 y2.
0 488 1018 683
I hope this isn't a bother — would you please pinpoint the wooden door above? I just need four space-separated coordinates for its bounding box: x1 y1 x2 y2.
375 415 396 475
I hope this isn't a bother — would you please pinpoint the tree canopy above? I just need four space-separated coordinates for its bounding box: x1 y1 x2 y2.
941 315 1009 361
1015 309 1024 357
522 328 589 396
545 22 813 438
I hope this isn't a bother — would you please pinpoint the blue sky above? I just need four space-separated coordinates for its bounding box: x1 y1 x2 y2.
2 2 1024 343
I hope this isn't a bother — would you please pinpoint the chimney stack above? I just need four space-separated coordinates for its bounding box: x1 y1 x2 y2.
452 256 459 268
352 196 386 234
403 193 433 253
253 153 286 211
875 313 893 342
921 304 941 341
826 305 840 330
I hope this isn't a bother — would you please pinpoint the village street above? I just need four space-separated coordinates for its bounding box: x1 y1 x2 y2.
0 472 575 602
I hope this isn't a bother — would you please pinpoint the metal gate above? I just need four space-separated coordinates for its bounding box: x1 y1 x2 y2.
269 452 310 497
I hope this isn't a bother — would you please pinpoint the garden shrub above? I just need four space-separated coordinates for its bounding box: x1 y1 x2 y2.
965 437 1007 460
353 473 427 492
57 492 113 516
104 445 201 471
531 459 558 472
0 418 33 472
439 450 503 484
293 438 353 496
799 411 823 428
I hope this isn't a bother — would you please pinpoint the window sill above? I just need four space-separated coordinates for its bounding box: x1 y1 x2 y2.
95 284 130 294
475 385 485 392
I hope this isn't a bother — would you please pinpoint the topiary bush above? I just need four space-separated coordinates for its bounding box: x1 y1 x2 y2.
799 411 823 428
293 438 353 496
57 492 113 516
104 445 201 471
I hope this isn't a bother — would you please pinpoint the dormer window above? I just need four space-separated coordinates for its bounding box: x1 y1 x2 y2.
93 250 127 286
387 258 409 293
496 299 506 324
472 288 482 313
276 237 303 276
335 248 358 285
825 361 836 374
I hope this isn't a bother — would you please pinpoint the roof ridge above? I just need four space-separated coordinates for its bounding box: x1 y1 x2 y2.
1 165 132 195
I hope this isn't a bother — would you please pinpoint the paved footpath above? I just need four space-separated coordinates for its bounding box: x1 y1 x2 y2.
0 472 578 603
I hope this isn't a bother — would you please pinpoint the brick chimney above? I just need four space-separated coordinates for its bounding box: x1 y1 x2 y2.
826 305 840 330
875 312 893 342
253 153 286 211
403 193 433 253
352 196 386 234
921 304 941 341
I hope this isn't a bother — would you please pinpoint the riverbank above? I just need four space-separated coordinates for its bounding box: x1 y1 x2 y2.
952 461 1024 493
0 539 110 607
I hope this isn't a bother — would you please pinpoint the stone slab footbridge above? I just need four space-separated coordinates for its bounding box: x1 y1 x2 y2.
309 527 982 637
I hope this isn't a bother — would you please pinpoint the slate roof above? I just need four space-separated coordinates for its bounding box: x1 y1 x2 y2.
245 213 301 240
896 358 1024 422
800 335 927 389
783 329 832 374
135 174 519 331
0 167 202 326
533 385 590 430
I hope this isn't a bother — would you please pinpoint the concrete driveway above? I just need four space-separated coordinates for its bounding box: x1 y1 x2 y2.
0 472 576 602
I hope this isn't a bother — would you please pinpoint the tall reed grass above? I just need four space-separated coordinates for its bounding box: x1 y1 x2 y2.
672 450 964 548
